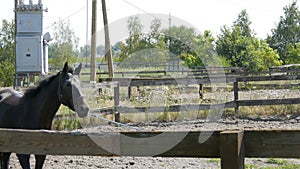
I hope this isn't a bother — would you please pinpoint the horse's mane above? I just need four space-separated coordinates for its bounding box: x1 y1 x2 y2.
24 65 74 98
23 73 59 98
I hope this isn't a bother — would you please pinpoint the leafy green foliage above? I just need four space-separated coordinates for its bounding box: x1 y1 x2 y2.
119 11 282 71
180 30 221 67
163 25 197 57
267 1 300 64
120 16 168 63
119 16 221 68
285 43 300 64
0 19 15 86
216 10 282 71
48 19 79 67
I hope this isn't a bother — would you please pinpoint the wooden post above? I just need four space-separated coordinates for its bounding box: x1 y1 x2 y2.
114 85 120 122
90 0 97 82
128 86 132 99
101 0 114 78
199 84 204 99
220 130 245 169
233 81 239 113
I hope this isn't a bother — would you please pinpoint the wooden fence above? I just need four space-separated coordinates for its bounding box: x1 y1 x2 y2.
88 72 300 122
3 67 300 169
0 129 299 169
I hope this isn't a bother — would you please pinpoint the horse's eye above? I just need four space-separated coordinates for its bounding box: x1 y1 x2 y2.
66 82 71 87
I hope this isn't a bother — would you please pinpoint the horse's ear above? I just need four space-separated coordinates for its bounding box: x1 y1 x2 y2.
74 63 82 76
62 62 69 74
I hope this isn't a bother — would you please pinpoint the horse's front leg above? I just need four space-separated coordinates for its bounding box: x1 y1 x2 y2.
16 154 31 169
34 155 46 169
0 152 11 169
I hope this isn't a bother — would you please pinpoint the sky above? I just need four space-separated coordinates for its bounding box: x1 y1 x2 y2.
0 0 298 47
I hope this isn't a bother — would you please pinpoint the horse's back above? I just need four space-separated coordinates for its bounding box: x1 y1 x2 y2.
0 88 23 128
0 88 22 104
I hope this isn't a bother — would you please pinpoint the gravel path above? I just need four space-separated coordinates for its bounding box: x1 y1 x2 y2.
7 116 300 169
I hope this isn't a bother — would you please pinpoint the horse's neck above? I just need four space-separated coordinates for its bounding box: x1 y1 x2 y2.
29 77 61 129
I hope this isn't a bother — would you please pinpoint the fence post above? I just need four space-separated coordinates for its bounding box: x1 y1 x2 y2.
199 84 204 99
128 86 132 99
220 130 245 169
233 81 239 113
114 84 120 122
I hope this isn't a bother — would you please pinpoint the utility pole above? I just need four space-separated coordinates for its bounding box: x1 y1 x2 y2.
90 0 97 82
101 0 114 78
85 0 89 67
169 12 171 30
14 0 18 88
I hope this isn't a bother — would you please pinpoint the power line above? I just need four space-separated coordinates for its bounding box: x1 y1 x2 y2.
123 0 149 14
62 6 86 21
122 0 169 24
45 6 86 30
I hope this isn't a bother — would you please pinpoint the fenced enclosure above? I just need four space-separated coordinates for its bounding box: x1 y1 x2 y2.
84 66 300 122
0 128 299 169
2 66 300 168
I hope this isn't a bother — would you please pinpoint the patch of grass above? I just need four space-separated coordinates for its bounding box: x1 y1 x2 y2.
266 158 289 165
207 158 220 163
259 158 300 169
53 106 82 130
260 165 300 169
245 164 258 169
290 85 300 90
237 104 300 118
54 118 81 130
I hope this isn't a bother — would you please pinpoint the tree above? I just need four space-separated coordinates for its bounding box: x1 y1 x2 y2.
285 43 300 64
119 16 167 62
0 19 15 86
233 9 253 37
267 1 300 64
119 15 143 61
162 25 197 56
216 10 282 71
180 30 219 68
216 25 252 68
48 19 79 67
111 42 122 57
79 45 91 58
241 39 282 71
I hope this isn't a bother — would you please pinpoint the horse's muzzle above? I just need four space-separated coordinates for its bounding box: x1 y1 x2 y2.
75 97 89 118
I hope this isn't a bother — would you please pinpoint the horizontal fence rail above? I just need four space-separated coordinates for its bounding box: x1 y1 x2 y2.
97 74 300 86
0 129 300 169
89 98 300 115
84 73 300 118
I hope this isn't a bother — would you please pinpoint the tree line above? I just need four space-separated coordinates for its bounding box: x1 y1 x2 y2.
119 2 300 71
0 1 299 86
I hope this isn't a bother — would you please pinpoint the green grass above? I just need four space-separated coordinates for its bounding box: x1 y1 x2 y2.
53 106 81 130
207 158 220 163
245 164 258 169
266 158 289 165
259 164 300 169
244 159 300 169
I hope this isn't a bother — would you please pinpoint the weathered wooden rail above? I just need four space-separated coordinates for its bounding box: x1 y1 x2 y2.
93 67 243 78
86 73 300 121
91 65 300 78
0 129 299 169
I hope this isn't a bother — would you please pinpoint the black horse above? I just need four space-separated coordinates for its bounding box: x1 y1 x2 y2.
0 62 89 169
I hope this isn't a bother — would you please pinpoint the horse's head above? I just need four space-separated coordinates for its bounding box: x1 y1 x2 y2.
58 62 89 118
